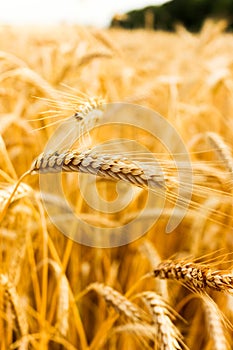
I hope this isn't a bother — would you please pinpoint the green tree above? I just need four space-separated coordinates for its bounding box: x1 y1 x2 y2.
111 0 233 31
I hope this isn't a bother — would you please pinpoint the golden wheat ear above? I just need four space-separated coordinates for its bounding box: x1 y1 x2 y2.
138 291 188 350
152 259 233 294
86 282 151 323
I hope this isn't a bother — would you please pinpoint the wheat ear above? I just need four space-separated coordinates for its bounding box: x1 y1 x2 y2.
49 260 70 337
206 132 233 174
0 274 28 342
139 291 186 350
201 295 230 350
0 183 32 210
87 283 151 323
31 149 166 191
153 260 233 293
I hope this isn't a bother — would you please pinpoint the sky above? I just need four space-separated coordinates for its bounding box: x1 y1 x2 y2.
0 0 169 27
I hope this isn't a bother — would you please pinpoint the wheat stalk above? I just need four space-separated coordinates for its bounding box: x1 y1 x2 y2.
153 260 233 293
140 241 169 299
113 323 156 350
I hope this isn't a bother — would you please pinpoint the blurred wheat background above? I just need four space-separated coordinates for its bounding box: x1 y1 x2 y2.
1 19 233 350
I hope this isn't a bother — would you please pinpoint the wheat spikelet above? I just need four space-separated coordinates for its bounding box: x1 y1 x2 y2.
87 283 151 323
201 295 230 350
139 291 186 350
153 260 233 293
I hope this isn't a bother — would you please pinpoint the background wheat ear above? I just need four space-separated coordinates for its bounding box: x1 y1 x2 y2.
205 132 233 175
0 274 29 345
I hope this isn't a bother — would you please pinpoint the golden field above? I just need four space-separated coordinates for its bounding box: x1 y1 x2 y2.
1 20 233 349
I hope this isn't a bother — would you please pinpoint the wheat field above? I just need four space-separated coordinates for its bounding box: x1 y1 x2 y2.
1 19 233 350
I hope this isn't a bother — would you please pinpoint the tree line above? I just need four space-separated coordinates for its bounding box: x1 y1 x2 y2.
111 0 233 31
